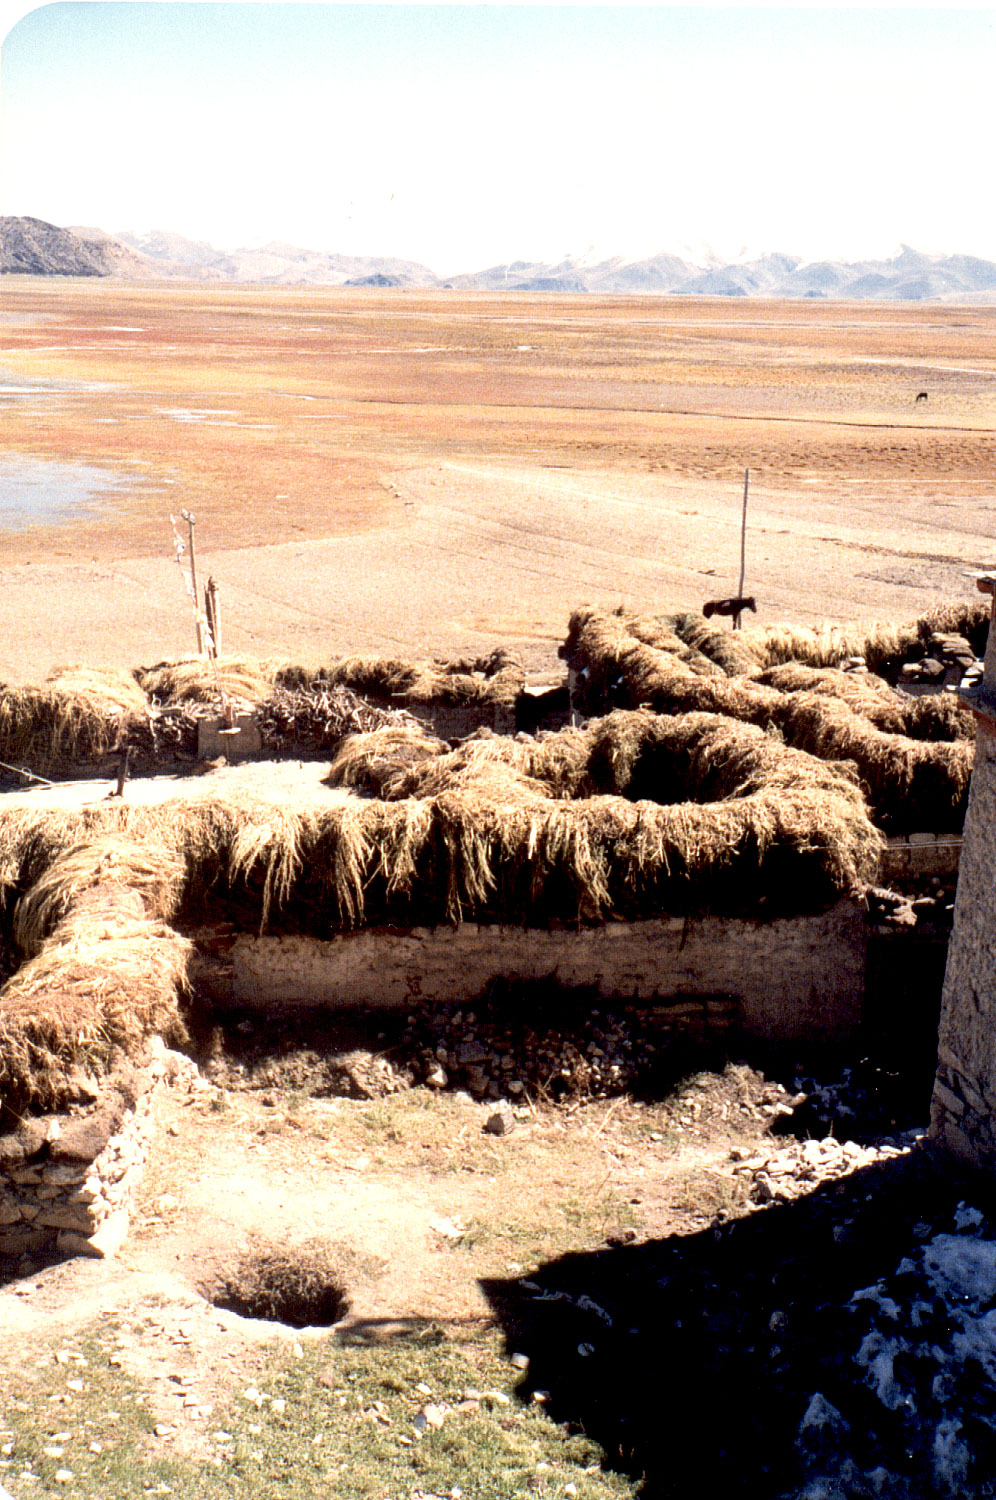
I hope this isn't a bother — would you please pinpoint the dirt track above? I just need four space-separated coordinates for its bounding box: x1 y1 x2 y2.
1 283 995 681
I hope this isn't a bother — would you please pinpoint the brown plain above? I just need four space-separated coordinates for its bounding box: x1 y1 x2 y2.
1 280 995 679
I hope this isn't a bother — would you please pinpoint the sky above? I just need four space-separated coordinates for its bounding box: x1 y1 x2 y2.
2 3 995 273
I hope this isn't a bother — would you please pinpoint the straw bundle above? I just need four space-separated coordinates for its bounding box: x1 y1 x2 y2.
326 723 450 797
666 612 764 678
316 649 525 709
137 657 276 707
742 599 990 676
565 605 978 828
319 708 880 917
0 884 190 1111
779 692 973 831
12 830 188 957
758 664 976 743
919 599 991 657
564 607 782 724
0 667 151 775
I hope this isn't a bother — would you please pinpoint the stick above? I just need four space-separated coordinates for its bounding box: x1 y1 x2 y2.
112 745 131 798
205 575 220 659
734 468 749 630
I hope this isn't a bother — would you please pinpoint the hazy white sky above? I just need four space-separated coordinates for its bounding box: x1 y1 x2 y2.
2 3 995 272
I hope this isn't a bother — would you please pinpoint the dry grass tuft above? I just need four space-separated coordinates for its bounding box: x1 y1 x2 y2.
202 1236 352 1328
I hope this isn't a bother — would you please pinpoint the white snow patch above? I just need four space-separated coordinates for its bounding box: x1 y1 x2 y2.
925 1235 996 1312
852 1285 902 1322
933 1417 971 1493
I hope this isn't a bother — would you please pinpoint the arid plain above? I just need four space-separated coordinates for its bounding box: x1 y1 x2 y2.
2 280 995 681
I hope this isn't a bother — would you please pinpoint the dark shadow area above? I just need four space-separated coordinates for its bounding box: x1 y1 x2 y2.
183 974 939 1142
482 1148 993 1499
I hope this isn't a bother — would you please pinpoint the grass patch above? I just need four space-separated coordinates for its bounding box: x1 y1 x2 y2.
0 1321 633 1499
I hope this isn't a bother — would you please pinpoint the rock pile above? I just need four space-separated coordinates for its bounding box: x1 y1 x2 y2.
0 1040 197 1259
731 1130 925 1207
401 992 737 1103
895 630 982 692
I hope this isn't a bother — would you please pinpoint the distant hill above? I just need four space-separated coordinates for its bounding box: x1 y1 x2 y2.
5 217 996 301
113 229 440 288
0 216 128 277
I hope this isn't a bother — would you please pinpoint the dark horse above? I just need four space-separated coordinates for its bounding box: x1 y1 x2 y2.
703 595 757 620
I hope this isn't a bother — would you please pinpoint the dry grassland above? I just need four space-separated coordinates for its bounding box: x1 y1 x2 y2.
1 280 995 678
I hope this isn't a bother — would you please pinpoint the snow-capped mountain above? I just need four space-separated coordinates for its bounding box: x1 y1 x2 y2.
6 220 996 301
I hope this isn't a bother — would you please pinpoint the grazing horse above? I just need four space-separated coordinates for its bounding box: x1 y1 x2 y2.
915 391 929 405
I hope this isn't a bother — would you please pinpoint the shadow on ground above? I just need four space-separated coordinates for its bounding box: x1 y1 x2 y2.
482 1147 984 1499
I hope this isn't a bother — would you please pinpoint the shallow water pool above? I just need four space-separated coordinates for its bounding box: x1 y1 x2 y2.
0 454 130 529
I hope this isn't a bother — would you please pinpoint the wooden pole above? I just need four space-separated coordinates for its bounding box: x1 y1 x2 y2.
205 575 220 659
734 468 749 630
113 745 131 798
182 510 203 654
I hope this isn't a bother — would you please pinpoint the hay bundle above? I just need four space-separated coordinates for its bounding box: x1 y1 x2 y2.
0 667 152 775
317 649 525 709
331 724 592 804
740 619 923 674
758 664 976 742
622 616 723 676
12 830 188 957
903 693 978 744
666 612 764 677
0 807 103 917
137 656 276 707
326 723 450 797
741 599 989 677
919 598 991 658
563 607 780 723
0 884 190 1111
779 692 973 831
563 608 718 714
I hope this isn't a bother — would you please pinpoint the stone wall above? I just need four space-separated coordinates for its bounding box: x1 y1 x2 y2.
931 718 996 1167
0 1040 195 1260
880 833 962 885
207 901 870 1045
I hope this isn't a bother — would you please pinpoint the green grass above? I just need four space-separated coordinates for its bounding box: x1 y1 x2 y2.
1 1322 634 1500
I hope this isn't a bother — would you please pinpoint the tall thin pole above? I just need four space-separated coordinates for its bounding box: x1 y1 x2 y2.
182 510 203 654
735 468 749 630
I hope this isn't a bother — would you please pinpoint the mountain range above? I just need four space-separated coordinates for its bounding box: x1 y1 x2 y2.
4 216 996 301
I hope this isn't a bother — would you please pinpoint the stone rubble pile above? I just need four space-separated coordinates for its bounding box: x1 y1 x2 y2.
731 1130 925 1207
401 994 736 1103
895 630 982 692
0 1040 198 1260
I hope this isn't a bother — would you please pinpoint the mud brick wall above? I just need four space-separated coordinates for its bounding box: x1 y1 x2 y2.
217 900 869 1044
405 701 517 741
931 718 996 1168
0 1041 195 1259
